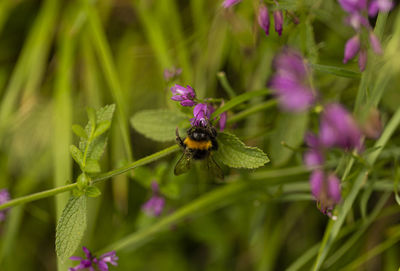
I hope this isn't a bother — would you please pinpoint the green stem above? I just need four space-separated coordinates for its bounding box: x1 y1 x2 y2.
226 100 277 125
217 71 236 99
0 184 77 211
210 89 270 119
0 145 179 211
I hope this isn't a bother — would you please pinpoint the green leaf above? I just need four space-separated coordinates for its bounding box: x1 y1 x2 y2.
130 109 188 142
84 159 101 173
69 145 83 168
86 107 96 131
79 104 115 160
72 124 87 139
270 112 309 166
55 196 87 261
85 186 101 197
214 132 269 169
310 63 361 78
93 120 111 138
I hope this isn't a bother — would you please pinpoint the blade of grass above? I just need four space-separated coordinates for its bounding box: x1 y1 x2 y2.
210 89 269 118
0 0 58 138
340 226 400 271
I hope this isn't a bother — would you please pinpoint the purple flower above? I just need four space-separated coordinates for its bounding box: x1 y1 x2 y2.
319 103 363 151
191 103 212 127
338 0 367 13
269 49 316 112
219 111 227 131
273 10 283 36
345 12 369 31
258 4 270 35
94 251 119 271
170 84 196 107
222 0 242 8
343 36 360 64
163 67 182 81
310 170 341 216
142 181 165 217
69 247 118 271
368 0 394 16
303 133 324 167
0 189 10 222
343 35 368 71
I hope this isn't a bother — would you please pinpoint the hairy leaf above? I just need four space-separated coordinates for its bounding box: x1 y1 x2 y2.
85 186 101 197
55 196 87 261
72 124 87 139
79 104 115 160
84 159 101 173
214 132 269 169
93 120 111 138
69 145 83 168
130 109 188 142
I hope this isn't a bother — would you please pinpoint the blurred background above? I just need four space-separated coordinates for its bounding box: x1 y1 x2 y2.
0 0 400 270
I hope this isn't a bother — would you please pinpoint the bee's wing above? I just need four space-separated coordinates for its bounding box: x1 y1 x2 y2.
174 151 192 176
207 155 224 180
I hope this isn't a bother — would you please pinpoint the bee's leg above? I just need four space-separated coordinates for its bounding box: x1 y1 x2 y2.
176 128 185 149
211 137 218 151
210 126 217 138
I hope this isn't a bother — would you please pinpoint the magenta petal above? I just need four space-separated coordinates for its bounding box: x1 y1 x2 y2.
219 112 227 131
273 10 283 36
304 150 324 167
343 36 360 63
327 173 342 203
258 4 270 35
320 103 363 151
180 100 196 107
310 170 324 199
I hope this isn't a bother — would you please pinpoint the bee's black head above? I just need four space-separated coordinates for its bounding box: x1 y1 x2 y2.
187 125 217 141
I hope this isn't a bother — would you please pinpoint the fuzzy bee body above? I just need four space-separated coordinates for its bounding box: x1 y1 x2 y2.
175 126 223 178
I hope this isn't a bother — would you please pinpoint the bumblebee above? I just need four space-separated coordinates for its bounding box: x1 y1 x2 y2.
174 125 223 179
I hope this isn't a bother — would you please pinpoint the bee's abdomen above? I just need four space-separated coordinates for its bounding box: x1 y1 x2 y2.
184 137 212 150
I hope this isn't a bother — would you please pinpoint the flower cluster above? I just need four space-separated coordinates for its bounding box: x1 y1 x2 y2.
142 181 165 217
339 0 394 70
223 0 286 36
269 49 316 112
170 84 196 107
257 3 284 36
304 103 364 217
170 84 227 130
0 189 10 222
69 247 118 271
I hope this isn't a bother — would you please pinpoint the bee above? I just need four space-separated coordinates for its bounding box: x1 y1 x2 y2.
174 125 223 179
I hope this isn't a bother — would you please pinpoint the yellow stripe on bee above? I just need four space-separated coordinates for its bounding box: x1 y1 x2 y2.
184 137 212 150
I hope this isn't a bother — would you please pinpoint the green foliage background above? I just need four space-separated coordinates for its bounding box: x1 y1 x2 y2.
0 0 400 270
